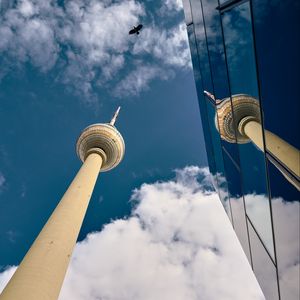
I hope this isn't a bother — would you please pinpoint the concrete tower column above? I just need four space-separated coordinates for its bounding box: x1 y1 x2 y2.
0 108 125 300
0 153 102 300
211 93 300 190
239 117 300 177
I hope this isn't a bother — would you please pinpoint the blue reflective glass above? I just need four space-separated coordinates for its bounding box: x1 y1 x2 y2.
206 100 231 216
223 150 251 262
190 0 213 92
201 0 229 99
201 0 240 165
252 0 300 152
248 220 279 300
187 25 217 178
187 2 231 217
268 160 300 300
221 1 274 258
221 2 258 97
251 0 300 188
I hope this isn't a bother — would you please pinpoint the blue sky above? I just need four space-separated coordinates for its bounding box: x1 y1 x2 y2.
0 1 264 299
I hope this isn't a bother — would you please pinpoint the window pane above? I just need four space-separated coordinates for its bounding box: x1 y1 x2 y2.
248 220 280 300
221 2 258 96
201 0 240 165
252 0 300 154
206 101 231 215
223 150 251 262
182 0 192 25
187 25 232 223
201 0 229 98
268 160 300 300
190 0 213 92
187 25 217 181
221 2 274 258
251 0 300 184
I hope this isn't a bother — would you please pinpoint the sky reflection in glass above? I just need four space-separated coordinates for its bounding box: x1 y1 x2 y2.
221 2 274 258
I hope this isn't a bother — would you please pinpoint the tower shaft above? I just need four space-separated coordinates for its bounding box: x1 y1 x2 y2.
241 118 300 178
0 152 103 300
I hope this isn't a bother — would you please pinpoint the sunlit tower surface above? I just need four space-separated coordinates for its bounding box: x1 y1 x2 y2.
0 107 125 300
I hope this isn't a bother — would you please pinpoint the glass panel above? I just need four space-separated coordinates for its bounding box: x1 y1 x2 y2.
201 0 240 165
256 0 300 184
223 150 251 262
221 2 258 96
206 101 231 218
201 0 229 99
268 160 300 300
248 220 280 300
187 2 231 219
187 25 217 179
190 0 213 92
221 2 274 258
182 0 193 25
252 0 300 157
186 25 232 223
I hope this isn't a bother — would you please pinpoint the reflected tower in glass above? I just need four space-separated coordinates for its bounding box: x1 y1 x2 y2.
182 0 300 299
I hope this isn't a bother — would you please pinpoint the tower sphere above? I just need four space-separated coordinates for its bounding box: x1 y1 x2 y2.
215 94 261 143
76 123 125 172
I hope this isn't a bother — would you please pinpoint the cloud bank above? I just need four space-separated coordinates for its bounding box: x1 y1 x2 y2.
0 0 191 102
0 166 264 300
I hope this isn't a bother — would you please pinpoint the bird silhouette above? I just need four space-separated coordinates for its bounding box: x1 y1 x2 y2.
129 24 143 35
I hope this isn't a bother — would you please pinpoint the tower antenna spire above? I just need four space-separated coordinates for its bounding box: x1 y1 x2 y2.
204 90 217 102
110 106 121 126
204 90 221 104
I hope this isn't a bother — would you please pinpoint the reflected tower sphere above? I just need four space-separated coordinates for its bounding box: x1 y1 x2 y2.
215 94 261 144
215 94 299 190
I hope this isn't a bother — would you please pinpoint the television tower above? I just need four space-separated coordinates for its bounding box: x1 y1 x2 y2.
212 93 300 190
0 107 125 300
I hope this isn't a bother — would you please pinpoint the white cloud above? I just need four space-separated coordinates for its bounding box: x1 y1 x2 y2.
0 166 264 300
114 22 191 97
6 230 20 243
0 0 61 71
0 0 192 101
18 0 36 17
220 3 254 69
271 198 299 274
165 0 183 11
158 0 183 16
113 64 172 97
241 194 274 256
0 172 5 192
133 23 192 69
0 267 16 292
266 197 299 300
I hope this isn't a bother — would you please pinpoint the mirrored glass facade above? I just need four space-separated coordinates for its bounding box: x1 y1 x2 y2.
182 0 300 299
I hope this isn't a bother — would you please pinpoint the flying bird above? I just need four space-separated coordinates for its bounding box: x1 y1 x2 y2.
129 24 143 35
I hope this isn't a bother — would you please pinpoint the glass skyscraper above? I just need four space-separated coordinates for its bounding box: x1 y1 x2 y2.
181 0 299 299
